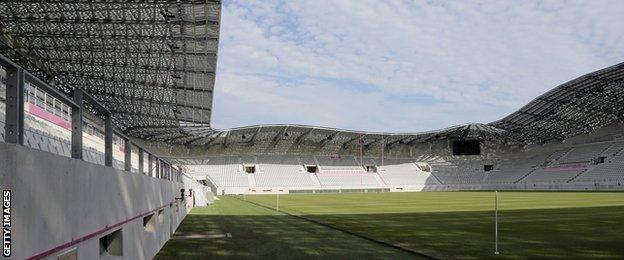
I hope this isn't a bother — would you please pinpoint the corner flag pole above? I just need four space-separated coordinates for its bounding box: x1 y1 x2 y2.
495 190 500 255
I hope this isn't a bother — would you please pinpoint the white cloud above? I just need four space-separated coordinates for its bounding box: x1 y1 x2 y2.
211 0 624 132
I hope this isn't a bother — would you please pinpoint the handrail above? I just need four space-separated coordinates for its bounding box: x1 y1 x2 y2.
1 52 184 183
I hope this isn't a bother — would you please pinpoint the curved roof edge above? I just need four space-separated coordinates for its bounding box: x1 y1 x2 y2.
179 61 623 149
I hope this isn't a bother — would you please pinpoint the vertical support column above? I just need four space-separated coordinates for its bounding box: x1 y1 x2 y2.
359 136 363 166
380 136 385 166
124 140 132 171
5 67 24 145
138 148 144 174
71 89 84 159
156 160 161 178
148 154 154 177
104 114 113 166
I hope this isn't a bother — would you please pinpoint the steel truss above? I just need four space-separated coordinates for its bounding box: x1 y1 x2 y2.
187 62 624 154
0 0 220 142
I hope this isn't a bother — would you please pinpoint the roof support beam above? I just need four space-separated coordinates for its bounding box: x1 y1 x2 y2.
92 92 212 111
497 120 565 142
315 131 341 151
50 59 216 76
341 133 366 149
246 127 263 146
295 128 315 146
273 126 290 143
111 109 208 124
517 111 592 133
222 131 230 148
11 33 218 41
66 73 213 93
28 46 216 57
2 17 219 26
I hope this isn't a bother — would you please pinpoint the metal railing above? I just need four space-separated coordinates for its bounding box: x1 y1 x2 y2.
0 53 182 183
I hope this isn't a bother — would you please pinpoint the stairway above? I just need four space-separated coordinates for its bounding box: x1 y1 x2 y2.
309 172 322 187
247 174 257 188
371 171 387 187
567 169 589 183
548 148 574 165
426 164 445 185
514 168 538 184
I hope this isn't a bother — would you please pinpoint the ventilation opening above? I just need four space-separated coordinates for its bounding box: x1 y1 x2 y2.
244 165 256 173
595 156 607 164
143 213 156 232
158 209 164 224
57 248 77 260
305 165 318 173
484 164 494 172
364 165 377 173
99 229 123 257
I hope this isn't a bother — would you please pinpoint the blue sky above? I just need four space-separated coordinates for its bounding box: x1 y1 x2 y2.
211 0 624 132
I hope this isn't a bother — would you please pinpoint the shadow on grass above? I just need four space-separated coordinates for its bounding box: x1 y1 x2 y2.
155 195 418 260
156 198 624 260
155 212 418 260
298 206 624 259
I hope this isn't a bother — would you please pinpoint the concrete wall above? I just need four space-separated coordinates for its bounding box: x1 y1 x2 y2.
0 141 202 259
182 174 209 208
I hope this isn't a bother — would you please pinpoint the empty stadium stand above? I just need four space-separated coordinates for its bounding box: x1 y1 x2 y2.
185 136 624 194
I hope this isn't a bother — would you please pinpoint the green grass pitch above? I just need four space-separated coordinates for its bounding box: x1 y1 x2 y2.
156 192 624 259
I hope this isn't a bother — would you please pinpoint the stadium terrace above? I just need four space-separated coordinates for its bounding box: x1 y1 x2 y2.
0 1 623 259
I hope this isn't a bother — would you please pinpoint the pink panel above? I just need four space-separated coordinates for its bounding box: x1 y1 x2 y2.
28 104 72 130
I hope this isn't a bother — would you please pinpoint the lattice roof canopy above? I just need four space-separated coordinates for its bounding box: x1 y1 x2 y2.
0 0 220 142
186 62 624 154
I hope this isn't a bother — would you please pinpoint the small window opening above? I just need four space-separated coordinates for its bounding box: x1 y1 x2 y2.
305 165 318 173
158 209 164 224
99 229 123 257
143 214 156 232
484 164 494 172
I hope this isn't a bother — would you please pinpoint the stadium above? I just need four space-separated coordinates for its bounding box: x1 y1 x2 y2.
0 1 623 259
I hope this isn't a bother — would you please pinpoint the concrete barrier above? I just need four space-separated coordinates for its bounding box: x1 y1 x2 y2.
0 141 201 259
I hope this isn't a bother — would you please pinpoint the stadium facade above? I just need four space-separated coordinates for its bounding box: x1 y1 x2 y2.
0 0 623 259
